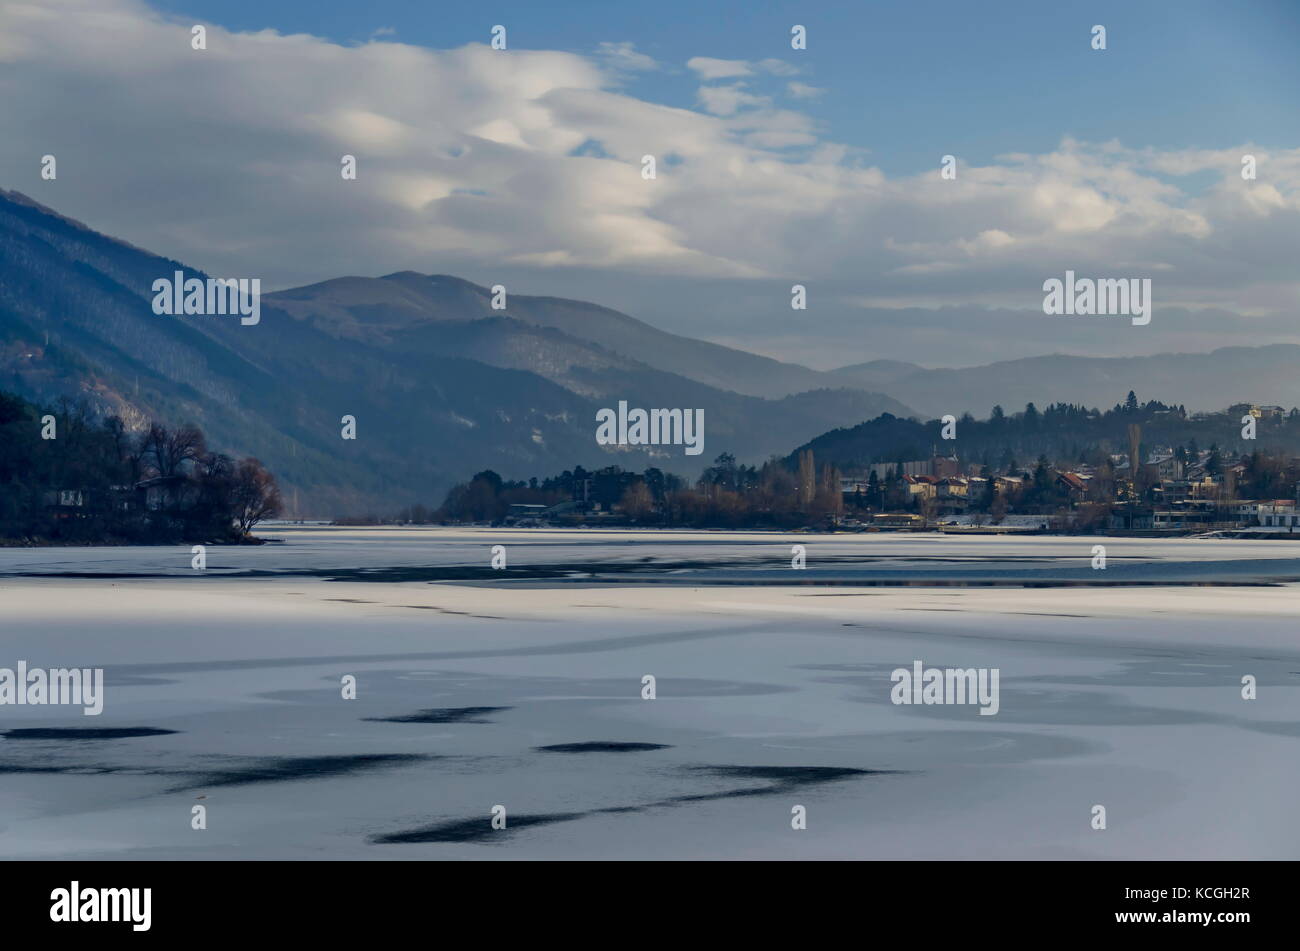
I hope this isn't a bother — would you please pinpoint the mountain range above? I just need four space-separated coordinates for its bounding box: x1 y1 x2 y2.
3 187 1295 515
0 189 909 514
834 349 1300 419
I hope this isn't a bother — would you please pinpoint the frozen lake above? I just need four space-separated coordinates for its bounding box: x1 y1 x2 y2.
1 527 1298 859
4 525 1300 585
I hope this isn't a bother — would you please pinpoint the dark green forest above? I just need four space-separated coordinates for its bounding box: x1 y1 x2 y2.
792 395 1300 470
0 389 281 544
421 393 1300 531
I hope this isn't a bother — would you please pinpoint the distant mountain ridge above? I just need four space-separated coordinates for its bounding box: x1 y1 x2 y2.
7 187 1294 515
0 189 910 514
270 270 862 400
834 348 1300 418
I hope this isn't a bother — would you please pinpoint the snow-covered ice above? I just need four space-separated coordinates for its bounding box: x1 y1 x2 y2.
1 528 1297 859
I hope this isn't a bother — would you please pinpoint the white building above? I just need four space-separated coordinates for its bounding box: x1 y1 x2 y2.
1257 500 1299 529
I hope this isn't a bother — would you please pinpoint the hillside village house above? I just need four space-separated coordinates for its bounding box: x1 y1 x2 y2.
903 474 938 499
41 489 85 517
1258 500 1300 529
936 476 969 498
1231 403 1287 420
1055 471 1090 502
832 425 1300 533
993 475 1024 493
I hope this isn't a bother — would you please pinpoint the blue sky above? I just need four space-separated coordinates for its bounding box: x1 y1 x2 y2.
146 0 1300 175
5 0 1299 367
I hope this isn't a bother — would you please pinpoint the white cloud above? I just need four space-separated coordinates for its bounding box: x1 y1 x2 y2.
786 81 823 100
0 0 1296 361
597 40 657 73
696 83 770 116
756 58 800 76
687 56 800 80
686 56 752 80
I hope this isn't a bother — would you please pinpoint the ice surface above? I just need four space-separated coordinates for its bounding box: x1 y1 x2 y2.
1 528 1297 859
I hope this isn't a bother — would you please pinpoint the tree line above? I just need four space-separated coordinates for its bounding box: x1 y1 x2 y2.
796 393 1300 470
0 390 281 544
414 392 1300 531
421 453 844 529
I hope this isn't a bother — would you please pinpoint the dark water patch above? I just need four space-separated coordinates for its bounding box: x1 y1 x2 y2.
373 812 583 844
8 568 1300 590
536 741 670 753
374 762 895 844
1 727 178 740
997 612 1092 618
365 706 510 724
314 558 786 583
0 764 128 775
397 605 506 619
328 566 571 582
697 765 879 783
668 765 895 803
0 763 176 779
566 578 1293 588
323 555 908 584
170 753 431 791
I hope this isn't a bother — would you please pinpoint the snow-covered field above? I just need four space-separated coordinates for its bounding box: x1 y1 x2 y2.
1 527 1298 859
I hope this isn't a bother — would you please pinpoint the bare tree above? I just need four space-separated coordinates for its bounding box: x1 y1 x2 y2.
990 493 1009 525
620 482 655 519
141 422 207 479
919 495 938 527
230 457 282 535
798 449 816 509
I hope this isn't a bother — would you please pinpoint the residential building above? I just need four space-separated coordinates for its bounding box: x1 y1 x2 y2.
1258 500 1300 529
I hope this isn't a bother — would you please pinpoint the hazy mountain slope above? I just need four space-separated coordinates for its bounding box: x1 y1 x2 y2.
391 315 912 423
831 359 928 390
390 315 649 399
0 189 913 513
0 191 636 512
269 272 851 399
834 349 1300 418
